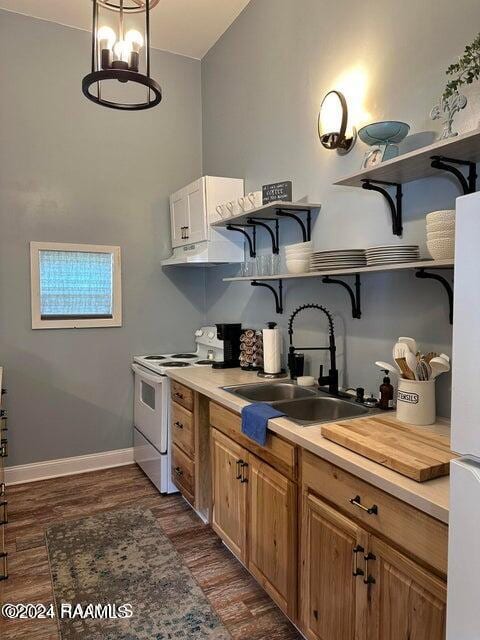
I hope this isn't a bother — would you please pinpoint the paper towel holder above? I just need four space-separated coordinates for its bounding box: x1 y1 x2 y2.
258 321 287 379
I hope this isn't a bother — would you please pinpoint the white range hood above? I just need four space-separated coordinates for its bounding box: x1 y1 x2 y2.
161 240 244 266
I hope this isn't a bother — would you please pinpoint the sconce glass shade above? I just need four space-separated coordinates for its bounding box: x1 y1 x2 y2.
318 90 356 154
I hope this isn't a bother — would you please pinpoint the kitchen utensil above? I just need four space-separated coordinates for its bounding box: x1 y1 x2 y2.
416 359 430 381
375 361 400 376
405 350 418 379
429 357 450 378
424 352 438 363
439 353 450 363
398 336 417 354
396 357 416 380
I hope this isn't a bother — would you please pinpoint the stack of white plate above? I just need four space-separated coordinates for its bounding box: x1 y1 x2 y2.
366 245 419 266
309 249 366 272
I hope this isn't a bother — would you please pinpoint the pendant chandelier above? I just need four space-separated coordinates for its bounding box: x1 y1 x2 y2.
82 0 162 111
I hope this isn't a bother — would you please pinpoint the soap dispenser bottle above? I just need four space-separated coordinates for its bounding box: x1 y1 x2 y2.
378 370 394 410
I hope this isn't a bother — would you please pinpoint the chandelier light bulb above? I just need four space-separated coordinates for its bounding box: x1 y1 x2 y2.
125 30 144 54
114 40 132 63
97 26 116 50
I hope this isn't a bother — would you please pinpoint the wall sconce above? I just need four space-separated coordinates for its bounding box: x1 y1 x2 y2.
318 90 356 154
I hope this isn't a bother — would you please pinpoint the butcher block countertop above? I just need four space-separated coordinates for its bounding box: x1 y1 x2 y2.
166 367 451 524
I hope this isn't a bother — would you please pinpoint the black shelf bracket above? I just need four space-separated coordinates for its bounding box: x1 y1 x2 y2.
322 274 362 319
415 268 454 324
361 179 403 237
430 155 477 195
226 224 257 257
275 207 312 242
251 279 284 314
246 217 280 254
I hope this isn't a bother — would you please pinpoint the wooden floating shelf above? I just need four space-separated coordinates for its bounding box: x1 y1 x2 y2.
211 201 321 228
223 259 454 282
334 128 480 188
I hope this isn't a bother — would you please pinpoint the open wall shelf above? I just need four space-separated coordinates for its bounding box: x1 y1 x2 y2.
334 128 480 237
212 201 321 255
223 259 454 321
334 129 480 188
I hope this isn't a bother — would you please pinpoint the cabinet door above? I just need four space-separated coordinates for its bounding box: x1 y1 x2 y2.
184 179 207 244
247 454 297 618
170 190 188 248
211 428 247 562
367 536 447 640
300 492 369 640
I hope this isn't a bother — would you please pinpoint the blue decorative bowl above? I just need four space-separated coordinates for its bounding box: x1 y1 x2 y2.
358 121 410 145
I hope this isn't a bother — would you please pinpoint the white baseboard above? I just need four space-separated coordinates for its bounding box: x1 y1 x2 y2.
5 448 134 485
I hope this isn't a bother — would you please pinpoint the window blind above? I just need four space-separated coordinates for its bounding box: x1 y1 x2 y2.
39 250 114 319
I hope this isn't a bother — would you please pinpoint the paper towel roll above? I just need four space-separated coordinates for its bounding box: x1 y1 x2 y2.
263 325 281 374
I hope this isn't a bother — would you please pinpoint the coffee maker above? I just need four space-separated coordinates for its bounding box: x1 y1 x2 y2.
212 323 242 369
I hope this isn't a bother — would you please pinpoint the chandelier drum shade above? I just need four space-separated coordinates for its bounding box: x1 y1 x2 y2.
82 0 162 111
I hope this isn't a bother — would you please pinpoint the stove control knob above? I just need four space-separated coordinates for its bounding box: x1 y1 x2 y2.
208 331 215 339
195 330 203 337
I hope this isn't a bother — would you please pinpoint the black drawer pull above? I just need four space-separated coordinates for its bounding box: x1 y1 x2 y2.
0 501 7 526
236 459 244 480
0 552 8 581
174 421 184 429
363 552 376 584
352 545 365 577
240 462 249 483
174 392 184 400
174 466 183 477
0 482 5 497
350 495 378 515
0 441 7 458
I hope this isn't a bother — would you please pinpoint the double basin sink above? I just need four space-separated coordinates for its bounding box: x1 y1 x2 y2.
223 381 378 426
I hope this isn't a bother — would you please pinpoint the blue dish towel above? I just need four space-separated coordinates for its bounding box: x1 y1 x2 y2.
241 403 286 446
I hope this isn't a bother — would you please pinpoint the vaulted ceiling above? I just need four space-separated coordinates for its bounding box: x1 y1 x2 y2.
0 0 251 59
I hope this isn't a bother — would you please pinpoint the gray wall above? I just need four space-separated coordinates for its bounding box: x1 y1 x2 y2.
0 11 205 466
202 0 480 416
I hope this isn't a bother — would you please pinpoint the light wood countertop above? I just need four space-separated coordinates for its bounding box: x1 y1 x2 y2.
166 367 450 524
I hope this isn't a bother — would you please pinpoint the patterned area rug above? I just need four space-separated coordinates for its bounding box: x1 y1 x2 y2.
46 506 231 640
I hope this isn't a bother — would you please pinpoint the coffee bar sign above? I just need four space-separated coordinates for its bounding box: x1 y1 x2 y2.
262 181 293 204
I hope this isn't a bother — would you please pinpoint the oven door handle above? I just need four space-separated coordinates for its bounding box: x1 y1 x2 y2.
131 364 165 385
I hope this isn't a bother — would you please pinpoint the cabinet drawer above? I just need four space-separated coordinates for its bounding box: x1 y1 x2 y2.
171 402 194 458
209 402 296 480
171 381 194 412
302 450 448 576
172 444 195 505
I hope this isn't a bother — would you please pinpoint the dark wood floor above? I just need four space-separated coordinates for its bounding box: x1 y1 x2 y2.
1 464 301 640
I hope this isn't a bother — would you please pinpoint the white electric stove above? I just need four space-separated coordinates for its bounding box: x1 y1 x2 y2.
132 327 224 494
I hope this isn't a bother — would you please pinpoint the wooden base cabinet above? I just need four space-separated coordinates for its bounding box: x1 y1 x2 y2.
248 455 297 618
210 427 297 618
300 491 447 640
211 428 247 562
367 537 446 640
301 493 369 640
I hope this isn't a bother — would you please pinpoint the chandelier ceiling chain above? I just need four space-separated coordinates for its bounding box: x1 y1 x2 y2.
82 0 162 111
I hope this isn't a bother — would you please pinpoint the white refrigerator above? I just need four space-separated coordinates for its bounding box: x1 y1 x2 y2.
447 190 480 639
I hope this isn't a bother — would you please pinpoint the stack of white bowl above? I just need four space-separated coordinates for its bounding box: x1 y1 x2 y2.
426 210 456 260
285 241 312 274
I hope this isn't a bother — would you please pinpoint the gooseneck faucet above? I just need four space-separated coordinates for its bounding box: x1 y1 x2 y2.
287 303 339 395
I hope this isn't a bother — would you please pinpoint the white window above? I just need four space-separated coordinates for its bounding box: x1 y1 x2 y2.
30 242 122 329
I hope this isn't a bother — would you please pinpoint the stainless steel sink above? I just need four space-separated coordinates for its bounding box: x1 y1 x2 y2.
222 382 378 426
222 382 317 402
271 396 371 425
